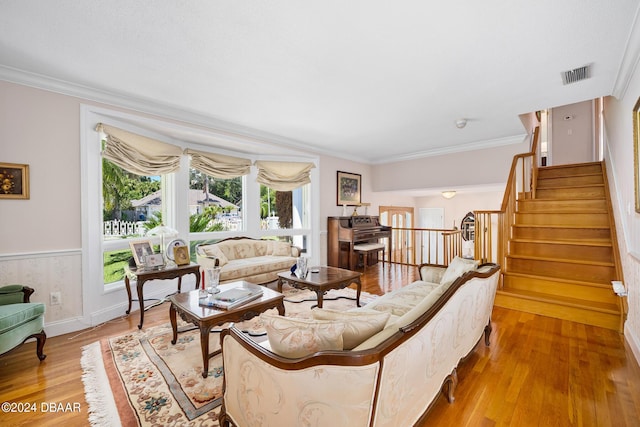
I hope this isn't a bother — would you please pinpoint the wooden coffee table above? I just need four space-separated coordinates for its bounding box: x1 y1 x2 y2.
277 266 362 309
169 281 285 378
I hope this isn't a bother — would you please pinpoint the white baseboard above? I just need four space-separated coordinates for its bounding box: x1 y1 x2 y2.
43 316 89 338
625 321 640 366
44 284 180 338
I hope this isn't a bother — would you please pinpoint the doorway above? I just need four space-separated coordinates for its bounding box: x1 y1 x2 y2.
380 206 414 264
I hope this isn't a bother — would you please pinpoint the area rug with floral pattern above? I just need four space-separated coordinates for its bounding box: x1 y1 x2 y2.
80 285 377 427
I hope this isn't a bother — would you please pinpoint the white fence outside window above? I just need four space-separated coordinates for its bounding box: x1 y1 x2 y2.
103 220 146 238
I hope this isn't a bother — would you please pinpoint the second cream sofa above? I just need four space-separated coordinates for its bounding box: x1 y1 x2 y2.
196 237 301 285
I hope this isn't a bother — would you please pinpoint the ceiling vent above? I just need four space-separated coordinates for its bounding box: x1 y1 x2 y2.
561 65 591 85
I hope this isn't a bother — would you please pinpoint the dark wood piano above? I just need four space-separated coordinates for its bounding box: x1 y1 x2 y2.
327 216 391 270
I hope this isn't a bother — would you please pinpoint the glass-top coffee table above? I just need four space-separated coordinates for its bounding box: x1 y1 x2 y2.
277 266 362 309
169 281 284 378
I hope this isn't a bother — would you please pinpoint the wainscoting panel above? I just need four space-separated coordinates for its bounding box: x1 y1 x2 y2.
0 250 83 334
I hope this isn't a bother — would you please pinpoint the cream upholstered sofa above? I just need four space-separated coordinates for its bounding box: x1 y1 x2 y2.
219 258 501 427
196 237 301 285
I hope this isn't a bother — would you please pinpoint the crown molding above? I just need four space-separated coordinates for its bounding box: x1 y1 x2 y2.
612 7 640 99
371 134 528 165
0 65 318 150
0 64 528 165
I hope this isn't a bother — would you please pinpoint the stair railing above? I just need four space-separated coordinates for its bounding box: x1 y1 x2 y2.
474 126 540 281
387 227 462 266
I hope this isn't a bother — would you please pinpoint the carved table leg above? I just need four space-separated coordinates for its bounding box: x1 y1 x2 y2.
170 304 178 345
136 278 146 329
200 325 213 378
124 276 132 314
276 300 285 316
315 290 325 308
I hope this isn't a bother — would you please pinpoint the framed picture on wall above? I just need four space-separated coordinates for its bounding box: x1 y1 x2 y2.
337 171 361 206
634 97 640 213
0 162 29 199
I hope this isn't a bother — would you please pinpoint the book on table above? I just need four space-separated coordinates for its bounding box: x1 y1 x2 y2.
199 285 264 309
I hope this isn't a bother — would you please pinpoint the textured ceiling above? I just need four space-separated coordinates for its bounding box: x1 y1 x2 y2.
1 1 639 163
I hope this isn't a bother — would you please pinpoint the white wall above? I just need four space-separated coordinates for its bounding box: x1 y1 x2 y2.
416 190 503 231
372 140 527 192
551 100 595 165
0 82 85 333
603 81 640 364
0 81 82 252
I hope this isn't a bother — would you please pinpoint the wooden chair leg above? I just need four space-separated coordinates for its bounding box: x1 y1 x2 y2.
33 331 47 361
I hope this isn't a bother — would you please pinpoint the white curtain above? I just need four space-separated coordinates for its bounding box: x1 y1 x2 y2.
185 149 251 178
255 161 315 191
96 123 182 176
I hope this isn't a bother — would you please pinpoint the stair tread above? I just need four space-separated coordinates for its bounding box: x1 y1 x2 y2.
510 238 612 247
539 172 602 178
513 224 610 230
507 253 614 267
503 271 614 288
496 289 619 313
516 209 608 214
538 162 602 172
520 199 606 204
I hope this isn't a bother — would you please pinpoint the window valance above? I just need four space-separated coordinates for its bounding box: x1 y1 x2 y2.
96 123 182 176
185 149 252 178
255 160 315 191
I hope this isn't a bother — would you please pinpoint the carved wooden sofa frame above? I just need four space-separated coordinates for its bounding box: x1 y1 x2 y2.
218 263 500 426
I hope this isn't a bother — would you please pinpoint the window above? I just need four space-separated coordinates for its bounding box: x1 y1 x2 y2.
101 144 166 284
189 169 243 232
83 106 319 322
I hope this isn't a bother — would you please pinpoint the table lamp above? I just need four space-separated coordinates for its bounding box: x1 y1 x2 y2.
146 224 178 263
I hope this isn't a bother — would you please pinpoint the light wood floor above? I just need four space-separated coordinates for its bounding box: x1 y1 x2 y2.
1 263 639 426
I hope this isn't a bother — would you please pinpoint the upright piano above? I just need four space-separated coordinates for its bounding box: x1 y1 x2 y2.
327 216 391 270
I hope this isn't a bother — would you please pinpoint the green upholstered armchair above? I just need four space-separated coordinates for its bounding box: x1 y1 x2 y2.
0 285 46 361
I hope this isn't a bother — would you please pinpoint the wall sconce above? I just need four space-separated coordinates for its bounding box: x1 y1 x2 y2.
441 190 456 199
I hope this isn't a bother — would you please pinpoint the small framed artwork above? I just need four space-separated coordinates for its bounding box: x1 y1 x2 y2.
337 171 361 206
144 253 165 268
0 162 29 199
174 245 190 266
634 97 640 212
129 240 154 267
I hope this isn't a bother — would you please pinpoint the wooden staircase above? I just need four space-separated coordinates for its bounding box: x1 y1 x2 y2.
494 162 624 331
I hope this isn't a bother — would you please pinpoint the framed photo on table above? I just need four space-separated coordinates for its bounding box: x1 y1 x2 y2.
129 240 154 267
174 245 190 266
337 171 361 206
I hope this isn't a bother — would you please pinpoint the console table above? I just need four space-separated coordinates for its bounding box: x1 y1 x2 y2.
125 263 200 329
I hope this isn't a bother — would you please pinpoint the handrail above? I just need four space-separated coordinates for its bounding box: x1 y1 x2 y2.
387 227 463 266
477 126 540 275
384 126 540 270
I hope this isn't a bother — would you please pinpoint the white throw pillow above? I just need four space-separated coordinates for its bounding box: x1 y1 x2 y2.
202 245 228 267
439 256 478 287
263 313 345 358
311 308 390 350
